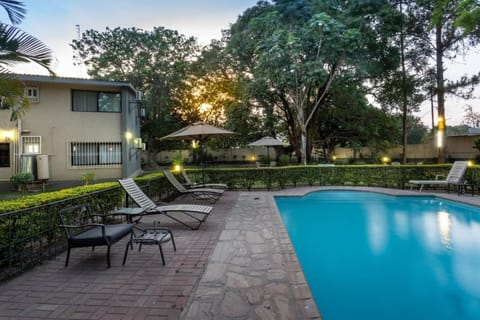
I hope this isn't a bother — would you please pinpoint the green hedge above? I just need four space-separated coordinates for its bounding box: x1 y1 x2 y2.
183 164 480 191
2 164 478 214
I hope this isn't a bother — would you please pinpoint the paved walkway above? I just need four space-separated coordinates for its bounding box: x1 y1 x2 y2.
181 191 319 319
1 187 480 319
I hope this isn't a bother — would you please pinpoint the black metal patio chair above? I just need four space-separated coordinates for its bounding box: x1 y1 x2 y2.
58 203 134 268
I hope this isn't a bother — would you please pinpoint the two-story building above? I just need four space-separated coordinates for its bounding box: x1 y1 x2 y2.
0 74 143 184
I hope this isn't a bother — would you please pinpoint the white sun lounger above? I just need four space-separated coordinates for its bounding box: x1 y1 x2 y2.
180 169 228 190
162 170 224 203
409 161 468 192
118 178 213 230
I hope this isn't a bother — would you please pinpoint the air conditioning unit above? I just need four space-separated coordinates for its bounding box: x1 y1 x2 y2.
135 90 143 101
24 86 40 103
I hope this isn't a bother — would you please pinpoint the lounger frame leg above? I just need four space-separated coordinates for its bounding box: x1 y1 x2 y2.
163 212 205 230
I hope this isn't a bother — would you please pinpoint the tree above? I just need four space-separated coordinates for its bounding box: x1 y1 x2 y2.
71 27 199 168
463 104 480 127
455 0 480 33
421 0 480 162
314 80 400 162
0 0 54 120
227 0 402 164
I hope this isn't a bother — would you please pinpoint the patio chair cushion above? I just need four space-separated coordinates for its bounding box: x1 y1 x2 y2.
69 224 134 247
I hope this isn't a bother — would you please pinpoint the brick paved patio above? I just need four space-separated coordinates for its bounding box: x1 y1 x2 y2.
0 192 236 319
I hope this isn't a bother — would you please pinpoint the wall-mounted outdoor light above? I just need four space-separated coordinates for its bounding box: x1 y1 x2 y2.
133 138 143 149
1 130 14 142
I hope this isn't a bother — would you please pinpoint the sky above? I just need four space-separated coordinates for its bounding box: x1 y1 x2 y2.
9 0 259 77
3 0 480 127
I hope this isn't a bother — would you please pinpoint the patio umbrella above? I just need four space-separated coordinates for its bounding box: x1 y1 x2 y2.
160 122 238 141
160 122 238 183
247 136 287 162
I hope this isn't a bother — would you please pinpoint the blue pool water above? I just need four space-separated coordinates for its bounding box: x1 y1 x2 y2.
275 191 480 320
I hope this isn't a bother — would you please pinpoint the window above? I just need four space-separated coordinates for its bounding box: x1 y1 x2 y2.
70 142 122 166
98 92 121 112
0 143 10 167
22 136 41 154
24 86 39 103
72 90 121 112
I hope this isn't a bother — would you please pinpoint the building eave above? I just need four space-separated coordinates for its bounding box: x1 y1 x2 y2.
13 74 137 93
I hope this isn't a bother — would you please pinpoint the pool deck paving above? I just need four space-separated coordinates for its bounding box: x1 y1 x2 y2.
1 186 480 319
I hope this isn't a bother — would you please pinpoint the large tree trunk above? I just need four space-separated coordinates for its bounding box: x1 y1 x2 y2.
436 24 446 163
300 125 307 165
400 0 408 164
296 103 307 165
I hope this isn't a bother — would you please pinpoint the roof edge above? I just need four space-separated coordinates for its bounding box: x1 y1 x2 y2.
12 74 137 93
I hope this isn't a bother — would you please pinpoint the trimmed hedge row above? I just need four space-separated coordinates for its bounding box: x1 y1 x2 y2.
3 164 477 214
184 164 479 191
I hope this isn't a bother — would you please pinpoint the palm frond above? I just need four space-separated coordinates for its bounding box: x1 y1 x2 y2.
0 23 54 74
0 0 25 25
0 77 29 120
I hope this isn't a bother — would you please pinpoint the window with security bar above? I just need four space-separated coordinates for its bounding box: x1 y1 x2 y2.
22 136 41 154
70 142 122 166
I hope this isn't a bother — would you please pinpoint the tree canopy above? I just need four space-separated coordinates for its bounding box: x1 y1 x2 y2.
71 0 480 164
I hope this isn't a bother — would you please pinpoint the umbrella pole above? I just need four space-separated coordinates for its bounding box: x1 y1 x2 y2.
201 139 205 185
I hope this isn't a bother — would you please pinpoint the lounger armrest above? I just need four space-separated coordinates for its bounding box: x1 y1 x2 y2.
435 175 445 180
60 223 105 229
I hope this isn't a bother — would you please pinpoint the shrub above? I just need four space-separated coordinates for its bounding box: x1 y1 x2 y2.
258 155 271 164
172 152 184 167
278 154 290 166
80 172 95 185
473 138 480 151
10 172 34 191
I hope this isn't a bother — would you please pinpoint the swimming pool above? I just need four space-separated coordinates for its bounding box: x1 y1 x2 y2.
275 191 480 320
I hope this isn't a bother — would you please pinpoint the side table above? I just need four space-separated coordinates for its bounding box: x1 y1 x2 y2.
113 207 146 225
124 223 176 265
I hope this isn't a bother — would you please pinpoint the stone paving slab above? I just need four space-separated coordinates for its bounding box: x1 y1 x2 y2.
180 191 321 320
